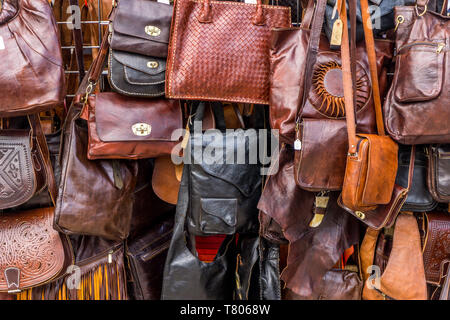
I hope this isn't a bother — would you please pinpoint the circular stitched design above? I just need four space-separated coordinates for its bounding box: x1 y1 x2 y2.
309 61 371 118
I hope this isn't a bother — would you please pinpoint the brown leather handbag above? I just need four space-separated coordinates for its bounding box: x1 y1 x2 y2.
270 0 392 144
0 0 65 116
427 145 450 202
383 1 450 145
0 115 57 210
339 0 399 217
165 0 291 104
0 207 73 293
361 213 428 300
85 29 183 160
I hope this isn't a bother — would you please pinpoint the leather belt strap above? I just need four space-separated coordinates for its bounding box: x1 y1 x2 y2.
88 27 110 85
69 0 85 82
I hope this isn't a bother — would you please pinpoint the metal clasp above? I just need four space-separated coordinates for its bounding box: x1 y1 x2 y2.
132 123 152 136
145 26 161 37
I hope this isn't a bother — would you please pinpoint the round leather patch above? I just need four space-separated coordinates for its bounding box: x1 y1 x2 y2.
309 61 371 118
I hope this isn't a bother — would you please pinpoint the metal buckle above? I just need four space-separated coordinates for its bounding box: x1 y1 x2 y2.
415 4 427 16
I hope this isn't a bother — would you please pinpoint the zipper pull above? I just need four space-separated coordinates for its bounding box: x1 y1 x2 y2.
108 250 113 264
394 15 405 32
436 43 445 53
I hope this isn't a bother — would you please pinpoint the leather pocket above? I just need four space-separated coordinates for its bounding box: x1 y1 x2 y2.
200 198 237 234
295 118 347 191
394 41 445 103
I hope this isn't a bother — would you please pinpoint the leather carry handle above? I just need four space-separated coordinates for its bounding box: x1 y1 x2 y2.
295 0 328 126
198 0 265 25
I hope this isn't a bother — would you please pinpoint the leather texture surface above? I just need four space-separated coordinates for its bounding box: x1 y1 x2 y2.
166 0 291 104
396 145 437 211
383 7 450 144
427 144 450 202
126 212 174 300
55 104 138 241
423 211 450 285
361 213 428 300
87 92 182 160
0 0 65 116
0 207 67 292
259 238 282 300
110 0 172 58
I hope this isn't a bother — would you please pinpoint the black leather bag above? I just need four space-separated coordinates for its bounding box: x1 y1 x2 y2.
107 0 172 97
186 102 262 236
395 145 438 212
427 145 450 203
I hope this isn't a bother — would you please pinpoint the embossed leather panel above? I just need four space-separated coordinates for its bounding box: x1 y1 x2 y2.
423 211 450 284
0 207 66 291
0 131 37 209
166 0 291 104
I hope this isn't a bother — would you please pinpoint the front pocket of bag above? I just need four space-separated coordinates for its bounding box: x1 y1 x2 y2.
200 198 237 235
393 41 445 103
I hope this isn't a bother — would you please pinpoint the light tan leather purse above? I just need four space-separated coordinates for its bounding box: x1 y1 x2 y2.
339 0 398 215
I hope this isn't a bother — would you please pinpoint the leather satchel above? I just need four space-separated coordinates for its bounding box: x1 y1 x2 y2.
383 2 450 144
395 145 438 212
108 0 172 97
165 0 291 104
361 213 428 300
86 29 183 160
186 102 262 236
340 0 399 217
0 115 56 210
427 144 450 202
422 211 450 285
0 207 73 293
0 0 65 116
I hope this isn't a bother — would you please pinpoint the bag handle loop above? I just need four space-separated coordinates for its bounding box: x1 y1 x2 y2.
198 0 265 25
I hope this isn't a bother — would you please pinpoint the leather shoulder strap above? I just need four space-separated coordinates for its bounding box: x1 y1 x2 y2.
69 0 85 82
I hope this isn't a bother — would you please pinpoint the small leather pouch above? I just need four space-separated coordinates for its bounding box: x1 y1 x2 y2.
341 134 398 212
427 144 450 202
294 118 347 191
422 211 450 285
108 0 172 97
87 92 182 160
396 145 437 212
0 207 73 293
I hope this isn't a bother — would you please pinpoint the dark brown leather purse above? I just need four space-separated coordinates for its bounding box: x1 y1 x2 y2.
383 1 450 145
0 0 65 116
165 0 291 104
0 115 56 210
86 29 183 160
0 207 73 293
108 0 172 97
339 0 401 225
427 145 450 202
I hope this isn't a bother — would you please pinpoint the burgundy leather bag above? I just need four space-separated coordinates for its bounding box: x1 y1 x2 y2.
165 0 292 104
383 1 450 144
0 0 65 116
85 29 183 160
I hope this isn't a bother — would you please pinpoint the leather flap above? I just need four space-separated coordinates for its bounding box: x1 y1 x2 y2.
93 92 182 142
0 130 36 209
200 198 237 227
191 130 261 197
0 0 19 25
112 0 171 46
359 134 398 206
112 50 166 76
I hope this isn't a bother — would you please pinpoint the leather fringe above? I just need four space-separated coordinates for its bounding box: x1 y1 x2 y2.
16 249 127 300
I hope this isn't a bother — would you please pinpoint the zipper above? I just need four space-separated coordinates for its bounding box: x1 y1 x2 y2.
397 41 446 55
140 241 171 262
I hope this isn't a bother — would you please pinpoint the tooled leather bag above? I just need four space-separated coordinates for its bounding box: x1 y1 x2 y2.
360 213 428 300
0 115 56 210
165 0 291 104
427 144 450 202
186 102 262 236
269 0 393 145
86 29 183 160
0 207 73 293
339 0 400 221
0 0 65 116
422 211 450 286
108 0 172 97
383 1 450 145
